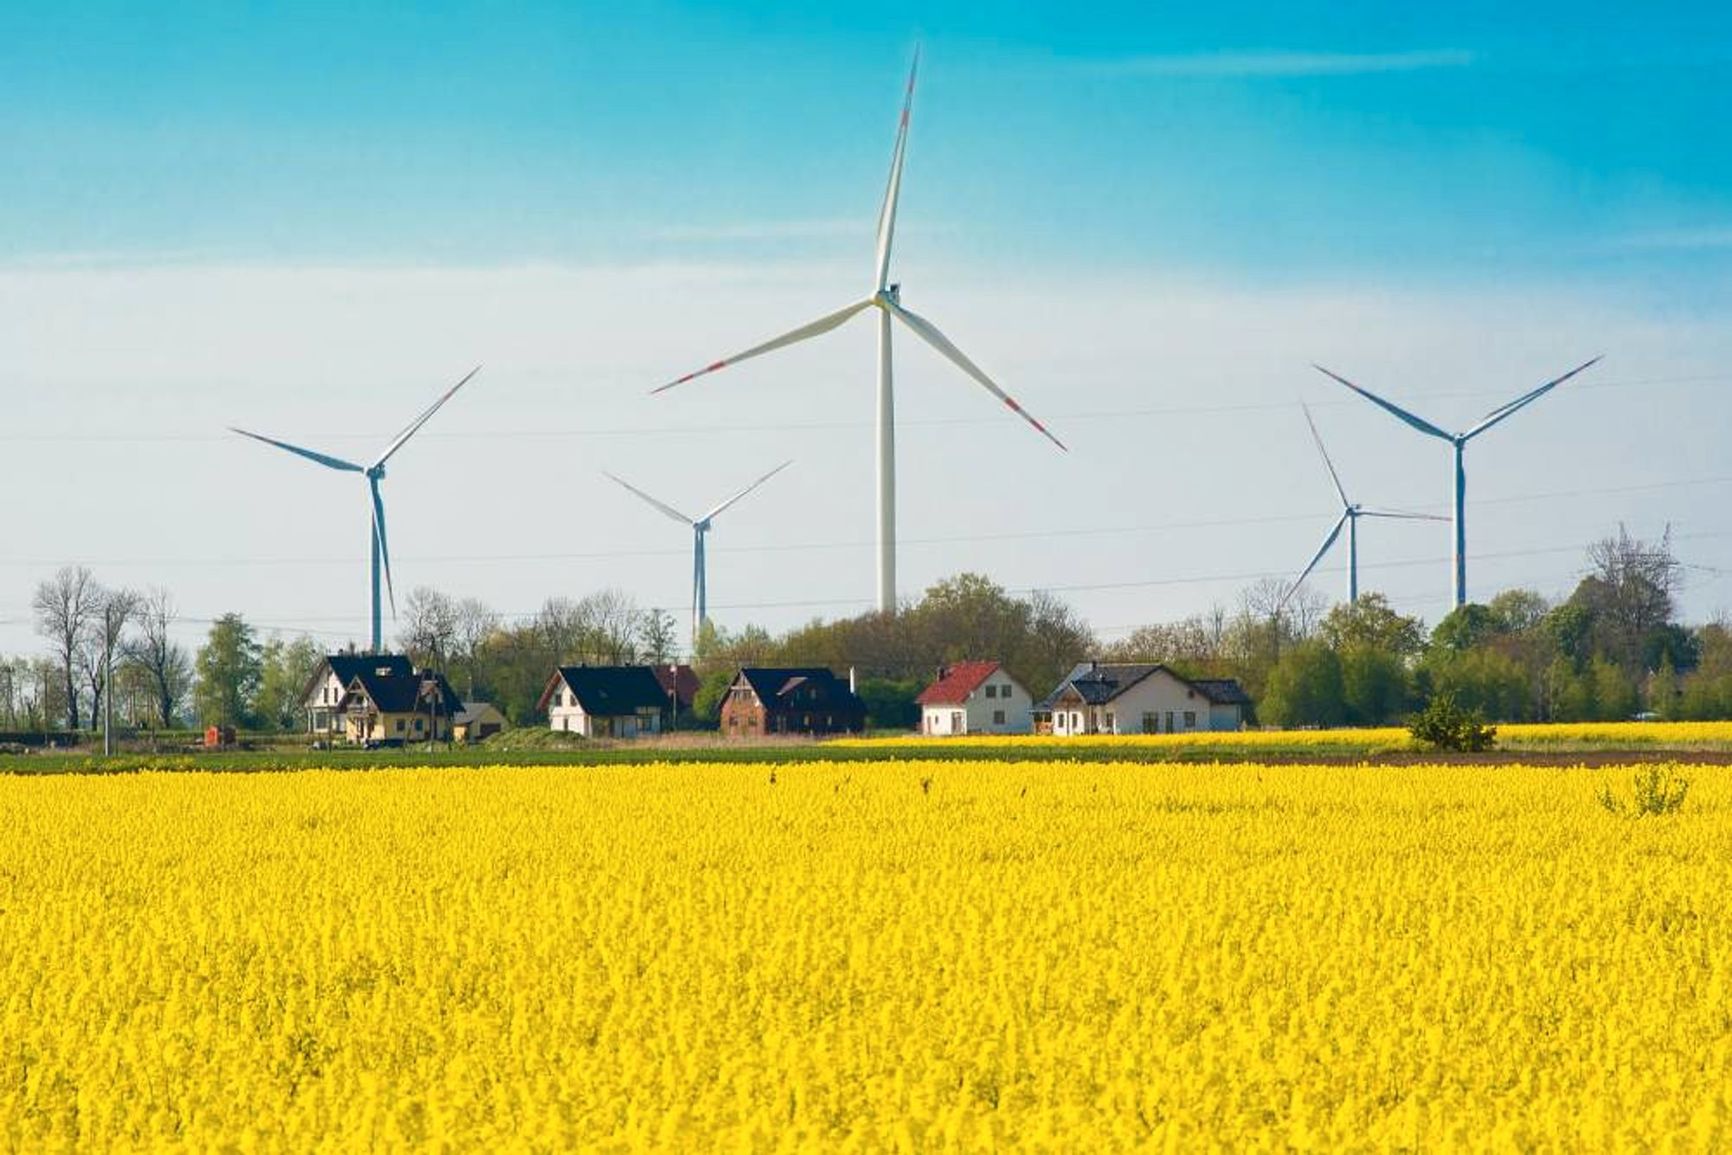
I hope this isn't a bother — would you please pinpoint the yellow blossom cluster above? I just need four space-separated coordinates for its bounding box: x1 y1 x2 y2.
835 719 1732 751
2 761 1729 1149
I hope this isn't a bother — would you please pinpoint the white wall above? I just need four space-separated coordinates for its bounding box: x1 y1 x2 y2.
922 670 1034 735
1051 668 1236 735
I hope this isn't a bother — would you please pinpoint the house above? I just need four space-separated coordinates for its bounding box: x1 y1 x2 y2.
539 666 670 739
1035 663 1250 735
303 653 414 739
719 668 866 738
452 701 506 743
653 663 702 715
335 665 463 745
916 661 1034 736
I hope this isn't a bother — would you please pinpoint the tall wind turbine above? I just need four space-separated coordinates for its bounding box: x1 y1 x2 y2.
1281 404 1445 610
1313 356 1601 608
603 460 793 648
653 51 1066 613
230 367 481 653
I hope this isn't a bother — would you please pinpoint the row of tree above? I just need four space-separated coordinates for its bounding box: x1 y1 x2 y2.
4 527 1722 735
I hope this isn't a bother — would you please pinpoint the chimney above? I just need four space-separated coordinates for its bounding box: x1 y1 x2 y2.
848 666 857 694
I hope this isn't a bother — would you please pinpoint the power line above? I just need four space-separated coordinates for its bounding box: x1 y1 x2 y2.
2 470 1727 570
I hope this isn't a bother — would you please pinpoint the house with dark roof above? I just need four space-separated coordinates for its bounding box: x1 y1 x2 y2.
915 661 1033 736
538 666 670 739
334 665 463 745
1036 662 1250 735
303 653 415 738
718 668 866 738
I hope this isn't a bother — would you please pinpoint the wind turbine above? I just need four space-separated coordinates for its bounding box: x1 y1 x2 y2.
603 460 793 648
230 366 481 653
1313 356 1601 608
653 51 1066 613
1281 404 1445 610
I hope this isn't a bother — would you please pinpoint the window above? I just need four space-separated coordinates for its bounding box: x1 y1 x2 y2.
1001 683 1015 698
1184 711 1197 729
1105 711 1115 733
414 718 424 732
992 710 1006 726
1164 711 1175 733
394 719 405 734
984 684 997 699
1142 712 1158 734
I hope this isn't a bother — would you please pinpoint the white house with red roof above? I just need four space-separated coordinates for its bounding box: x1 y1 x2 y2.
915 661 1033 736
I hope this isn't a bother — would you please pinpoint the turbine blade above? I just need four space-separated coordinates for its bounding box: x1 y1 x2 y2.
1464 355 1602 439
873 48 920 291
653 300 874 394
1301 402 1350 508
1312 364 1453 441
374 365 482 468
370 478 396 617
1281 512 1349 612
229 427 364 473
1359 507 1450 522
884 299 1068 451
701 459 794 523
603 471 694 526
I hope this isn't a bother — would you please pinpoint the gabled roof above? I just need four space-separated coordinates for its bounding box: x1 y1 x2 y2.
540 666 669 716
453 701 505 726
1037 663 1248 711
653 664 702 706
731 667 863 709
916 661 1004 706
340 667 461 716
1189 678 1253 706
303 652 413 704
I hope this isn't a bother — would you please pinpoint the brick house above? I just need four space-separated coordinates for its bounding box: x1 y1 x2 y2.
718 668 866 738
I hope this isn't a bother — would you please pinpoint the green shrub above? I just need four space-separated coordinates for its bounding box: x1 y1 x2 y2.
1597 766 1690 817
1409 693 1497 752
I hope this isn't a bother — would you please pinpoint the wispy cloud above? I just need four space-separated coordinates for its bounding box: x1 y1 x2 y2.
1089 48 1477 79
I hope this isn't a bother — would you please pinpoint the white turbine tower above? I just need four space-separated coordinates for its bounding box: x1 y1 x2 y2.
230 366 481 653
1313 356 1601 608
1281 403 1445 611
603 460 793 648
653 51 1066 613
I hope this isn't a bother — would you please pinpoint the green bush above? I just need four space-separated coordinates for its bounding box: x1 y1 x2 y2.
1409 693 1497 752
1597 766 1690 817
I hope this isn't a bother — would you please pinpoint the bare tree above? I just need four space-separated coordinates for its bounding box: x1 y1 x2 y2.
581 589 642 665
400 586 460 670
92 587 140 754
125 588 192 729
1579 524 1680 672
453 597 495 699
32 566 98 731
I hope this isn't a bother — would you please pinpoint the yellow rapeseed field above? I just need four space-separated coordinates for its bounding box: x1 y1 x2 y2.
2 761 1730 1150
834 719 1732 751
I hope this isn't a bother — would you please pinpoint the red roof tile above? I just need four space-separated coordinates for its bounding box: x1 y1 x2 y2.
916 661 1003 706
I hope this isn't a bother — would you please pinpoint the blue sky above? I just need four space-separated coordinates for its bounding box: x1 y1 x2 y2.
7 3 1731 276
3 3 1732 655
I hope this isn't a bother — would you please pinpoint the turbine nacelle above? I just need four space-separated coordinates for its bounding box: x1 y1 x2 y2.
230 365 481 651
651 52 1064 612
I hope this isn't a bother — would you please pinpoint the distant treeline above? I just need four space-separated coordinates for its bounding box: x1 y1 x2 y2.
0 526 1719 734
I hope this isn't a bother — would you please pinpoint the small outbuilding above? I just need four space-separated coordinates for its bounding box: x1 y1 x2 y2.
915 661 1034 736
452 701 506 743
540 666 670 739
